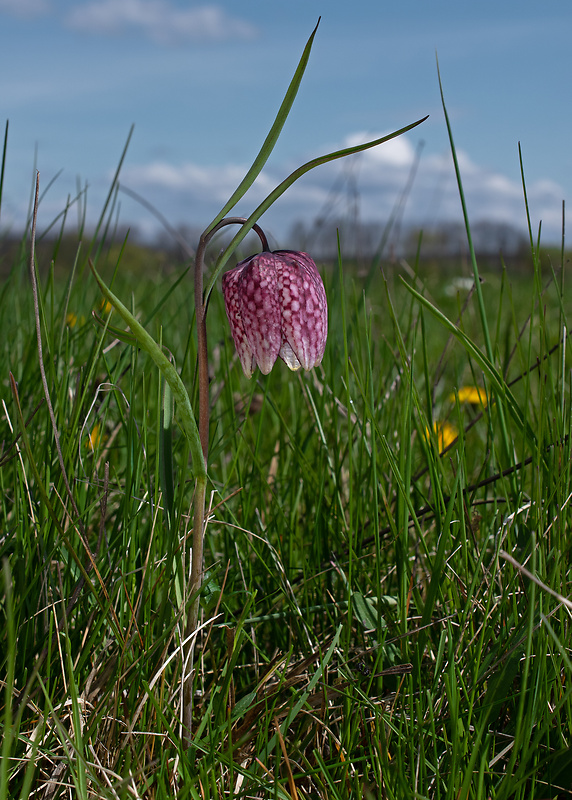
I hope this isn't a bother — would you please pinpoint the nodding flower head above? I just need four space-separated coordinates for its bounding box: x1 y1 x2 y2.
222 250 327 378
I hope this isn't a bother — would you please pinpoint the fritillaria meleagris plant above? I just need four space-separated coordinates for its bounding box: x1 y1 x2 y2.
90 17 426 750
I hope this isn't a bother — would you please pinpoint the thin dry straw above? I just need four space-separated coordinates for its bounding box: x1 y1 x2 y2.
500 550 572 612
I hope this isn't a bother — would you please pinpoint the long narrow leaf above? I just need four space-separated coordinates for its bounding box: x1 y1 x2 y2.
0 120 8 226
89 261 206 479
436 58 517 476
205 115 428 299
204 19 321 234
89 124 134 258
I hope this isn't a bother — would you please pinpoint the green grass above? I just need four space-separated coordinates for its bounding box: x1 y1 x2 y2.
2 183 572 799
1 47 572 794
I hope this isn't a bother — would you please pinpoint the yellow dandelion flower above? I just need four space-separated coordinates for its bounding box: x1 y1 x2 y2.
427 420 457 451
85 423 103 452
450 386 488 408
66 312 85 328
99 299 113 315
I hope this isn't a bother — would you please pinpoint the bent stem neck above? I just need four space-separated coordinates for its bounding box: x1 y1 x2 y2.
184 217 269 748
193 217 269 461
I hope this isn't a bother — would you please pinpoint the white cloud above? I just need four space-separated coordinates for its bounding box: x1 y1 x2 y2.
117 132 567 248
343 132 417 168
65 0 258 45
0 0 49 16
124 161 276 203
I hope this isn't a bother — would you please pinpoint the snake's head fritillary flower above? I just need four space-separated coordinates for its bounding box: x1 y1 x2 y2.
222 250 327 378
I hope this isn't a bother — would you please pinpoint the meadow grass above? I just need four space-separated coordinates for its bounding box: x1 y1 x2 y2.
2 172 572 800
1 47 572 793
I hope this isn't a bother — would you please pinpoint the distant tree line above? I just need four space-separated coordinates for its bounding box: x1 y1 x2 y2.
287 217 530 264
0 216 553 279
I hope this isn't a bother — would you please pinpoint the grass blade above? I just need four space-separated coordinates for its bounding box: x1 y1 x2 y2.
89 260 205 479
204 19 321 234
205 115 428 299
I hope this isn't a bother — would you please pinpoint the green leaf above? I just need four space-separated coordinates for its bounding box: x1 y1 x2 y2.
204 18 321 234
205 115 429 299
353 592 379 632
89 261 206 479
91 311 138 346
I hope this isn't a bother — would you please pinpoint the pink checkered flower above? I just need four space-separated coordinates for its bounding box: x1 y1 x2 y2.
222 250 328 378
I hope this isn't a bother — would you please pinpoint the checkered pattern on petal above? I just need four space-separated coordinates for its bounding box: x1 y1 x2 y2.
222 250 327 378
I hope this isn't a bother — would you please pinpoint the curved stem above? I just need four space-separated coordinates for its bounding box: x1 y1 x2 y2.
194 217 269 461
203 115 428 303
184 217 268 748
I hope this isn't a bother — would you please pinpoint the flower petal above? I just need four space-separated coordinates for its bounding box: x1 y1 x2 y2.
279 340 302 371
222 249 328 377
274 251 327 371
222 264 257 378
240 253 283 374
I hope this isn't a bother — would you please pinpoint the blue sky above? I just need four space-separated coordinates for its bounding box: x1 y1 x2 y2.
1 0 570 248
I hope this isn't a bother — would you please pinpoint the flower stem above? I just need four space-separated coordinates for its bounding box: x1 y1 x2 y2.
194 217 269 459
182 471 207 746
183 217 269 747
